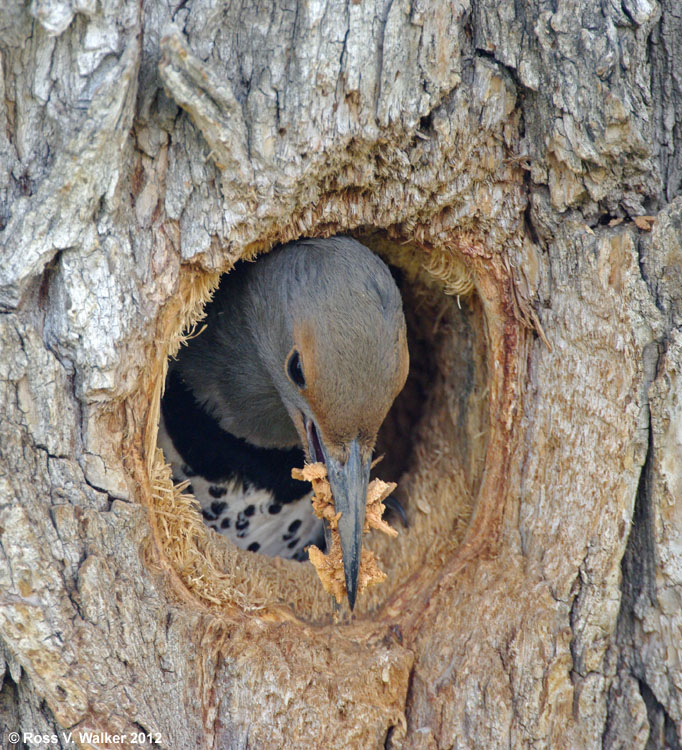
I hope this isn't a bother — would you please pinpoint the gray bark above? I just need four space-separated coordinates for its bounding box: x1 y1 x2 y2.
0 0 681 748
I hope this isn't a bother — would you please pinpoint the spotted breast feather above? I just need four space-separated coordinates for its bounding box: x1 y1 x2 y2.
159 368 324 560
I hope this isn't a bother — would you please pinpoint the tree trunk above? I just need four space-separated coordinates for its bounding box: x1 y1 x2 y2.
1 0 681 748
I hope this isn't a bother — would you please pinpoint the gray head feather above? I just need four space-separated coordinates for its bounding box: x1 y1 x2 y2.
175 237 408 453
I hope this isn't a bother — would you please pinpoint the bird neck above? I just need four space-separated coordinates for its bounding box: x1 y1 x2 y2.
173 271 299 450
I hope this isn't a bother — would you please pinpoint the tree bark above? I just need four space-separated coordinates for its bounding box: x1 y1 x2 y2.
0 1 681 748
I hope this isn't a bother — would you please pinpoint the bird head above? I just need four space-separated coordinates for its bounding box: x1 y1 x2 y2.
262 238 409 609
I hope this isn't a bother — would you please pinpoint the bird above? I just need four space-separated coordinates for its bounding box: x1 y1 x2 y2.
158 236 409 609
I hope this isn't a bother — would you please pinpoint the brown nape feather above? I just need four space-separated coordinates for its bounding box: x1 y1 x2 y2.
295 309 408 455
283 239 408 456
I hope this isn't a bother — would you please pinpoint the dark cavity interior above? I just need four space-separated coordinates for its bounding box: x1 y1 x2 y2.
372 263 485 497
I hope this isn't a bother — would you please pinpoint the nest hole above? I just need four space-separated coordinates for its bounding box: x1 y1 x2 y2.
150 232 490 623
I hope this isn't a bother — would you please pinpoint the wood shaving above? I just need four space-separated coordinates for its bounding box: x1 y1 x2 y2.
634 215 655 231
365 479 399 538
292 462 398 605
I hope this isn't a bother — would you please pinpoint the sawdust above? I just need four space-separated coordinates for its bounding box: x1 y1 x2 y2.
292 462 398 604
634 215 656 231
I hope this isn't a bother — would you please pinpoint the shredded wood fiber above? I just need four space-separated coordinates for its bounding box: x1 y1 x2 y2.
292 462 398 604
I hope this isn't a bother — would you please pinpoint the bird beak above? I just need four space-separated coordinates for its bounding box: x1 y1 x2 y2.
318 437 371 611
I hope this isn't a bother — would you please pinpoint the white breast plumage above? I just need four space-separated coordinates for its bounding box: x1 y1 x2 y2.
158 415 323 559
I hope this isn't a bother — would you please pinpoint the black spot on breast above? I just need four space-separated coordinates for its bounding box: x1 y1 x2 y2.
283 518 303 541
211 501 227 515
287 538 300 549
186 484 195 494
220 517 231 529
245 505 255 517
209 485 227 498
247 542 260 552
268 504 282 514
236 514 249 532
202 509 217 521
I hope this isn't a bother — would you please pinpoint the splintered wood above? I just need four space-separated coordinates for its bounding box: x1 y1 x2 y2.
291 462 398 605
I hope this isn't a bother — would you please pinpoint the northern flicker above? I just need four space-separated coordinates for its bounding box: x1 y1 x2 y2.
158 236 408 608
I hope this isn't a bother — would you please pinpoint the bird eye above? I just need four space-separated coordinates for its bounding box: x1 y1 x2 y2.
287 349 306 388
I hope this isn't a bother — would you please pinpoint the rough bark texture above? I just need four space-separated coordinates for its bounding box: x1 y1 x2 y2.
0 0 681 749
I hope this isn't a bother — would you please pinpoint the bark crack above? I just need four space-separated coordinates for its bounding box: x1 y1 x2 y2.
374 0 394 118
603 338 675 748
638 678 681 750
473 48 524 92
